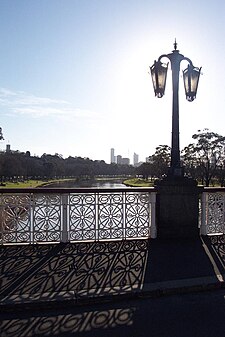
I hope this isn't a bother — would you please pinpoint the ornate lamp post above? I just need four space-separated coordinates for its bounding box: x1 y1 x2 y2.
150 40 201 177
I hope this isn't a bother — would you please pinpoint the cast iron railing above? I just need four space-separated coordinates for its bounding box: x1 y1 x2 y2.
0 188 157 244
200 187 225 235
1 186 225 244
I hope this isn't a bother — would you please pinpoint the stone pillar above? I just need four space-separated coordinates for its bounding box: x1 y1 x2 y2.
155 176 200 239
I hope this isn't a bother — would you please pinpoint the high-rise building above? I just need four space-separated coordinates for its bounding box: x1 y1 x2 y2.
117 155 122 165
6 144 11 152
111 147 133 165
133 152 139 166
110 148 116 163
121 157 130 165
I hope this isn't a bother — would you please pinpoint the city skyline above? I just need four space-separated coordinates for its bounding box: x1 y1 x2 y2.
0 1 225 163
110 147 141 165
0 142 143 165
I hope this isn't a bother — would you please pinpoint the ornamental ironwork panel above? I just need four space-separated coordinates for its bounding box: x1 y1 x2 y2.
125 192 150 238
98 193 123 240
0 194 31 244
68 191 151 241
201 192 225 235
0 189 155 244
33 194 62 242
69 193 96 241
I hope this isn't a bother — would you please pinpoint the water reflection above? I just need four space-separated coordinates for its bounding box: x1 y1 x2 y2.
48 179 127 188
80 180 127 188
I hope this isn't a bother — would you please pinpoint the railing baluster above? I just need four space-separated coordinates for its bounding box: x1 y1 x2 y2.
61 193 69 243
31 193 34 244
95 192 98 241
150 192 157 238
200 192 207 235
123 191 126 240
223 194 225 233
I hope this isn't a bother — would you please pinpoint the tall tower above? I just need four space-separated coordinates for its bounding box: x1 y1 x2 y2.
133 152 139 166
117 155 122 165
6 144 11 152
110 148 116 163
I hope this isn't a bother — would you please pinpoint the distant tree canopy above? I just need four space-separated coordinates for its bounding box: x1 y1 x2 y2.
0 127 4 141
137 145 170 180
1 129 225 186
0 151 135 181
138 129 225 186
182 129 225 186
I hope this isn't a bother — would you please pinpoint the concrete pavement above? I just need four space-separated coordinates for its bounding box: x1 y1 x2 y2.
1 288 224 337
0 235 224 310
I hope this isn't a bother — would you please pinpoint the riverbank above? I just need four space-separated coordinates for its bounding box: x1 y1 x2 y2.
0 177 154 189
123 178 154 187
0 178 77 189
0 177 127 189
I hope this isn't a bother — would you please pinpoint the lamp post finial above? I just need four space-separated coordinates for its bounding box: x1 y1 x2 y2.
174 39 177 51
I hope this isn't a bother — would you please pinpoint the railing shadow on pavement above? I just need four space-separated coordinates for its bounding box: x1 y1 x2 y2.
0 239 149 303
1 236 225 337
201 234 225 272
1 302 137 337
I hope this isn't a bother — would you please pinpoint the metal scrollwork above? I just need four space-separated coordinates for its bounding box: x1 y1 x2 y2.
33 194 61 242
0 190 155 244
205 193 225 235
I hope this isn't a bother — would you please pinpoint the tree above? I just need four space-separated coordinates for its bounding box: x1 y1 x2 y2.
150 145 171 178
1 153 24 178
182 129 225 186
136 162 153 180
0 127 4 140
182 143 200 180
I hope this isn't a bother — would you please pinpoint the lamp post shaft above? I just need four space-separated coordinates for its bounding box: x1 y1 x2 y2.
150 42 201 239
160 49 185 176
151 42 201 178
170 51 182 175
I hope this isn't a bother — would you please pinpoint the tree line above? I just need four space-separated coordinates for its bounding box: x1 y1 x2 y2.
137 129 225 186
0 151 135 181
1 129 225 186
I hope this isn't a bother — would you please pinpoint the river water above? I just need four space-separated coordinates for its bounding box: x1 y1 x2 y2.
47 179 128 188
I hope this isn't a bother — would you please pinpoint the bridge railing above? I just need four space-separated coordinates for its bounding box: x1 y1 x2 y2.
0 187 157 244
200 187 225 235
1 186 225 244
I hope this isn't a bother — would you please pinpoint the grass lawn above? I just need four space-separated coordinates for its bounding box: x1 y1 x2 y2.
0 179 76 189
0 180 45 188
123 178 154 187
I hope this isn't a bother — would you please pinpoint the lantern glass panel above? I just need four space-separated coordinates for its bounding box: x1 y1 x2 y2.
183 65 201 101
150 61 168 98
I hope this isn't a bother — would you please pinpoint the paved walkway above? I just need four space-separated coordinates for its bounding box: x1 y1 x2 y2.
0 235 224 310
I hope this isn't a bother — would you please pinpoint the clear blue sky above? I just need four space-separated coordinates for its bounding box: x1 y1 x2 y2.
0 0 224 163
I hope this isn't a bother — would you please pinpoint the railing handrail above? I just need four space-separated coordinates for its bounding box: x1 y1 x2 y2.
1 185 225 194
0 187 157 194
200 187 225 192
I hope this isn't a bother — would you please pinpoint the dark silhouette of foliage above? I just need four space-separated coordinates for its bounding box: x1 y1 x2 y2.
137 145 170 180
0 127 4 141
1 129 225 186
182 129 225 186
0 151 135 181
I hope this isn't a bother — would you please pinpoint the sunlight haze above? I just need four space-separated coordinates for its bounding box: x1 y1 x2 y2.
0 0 224 163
